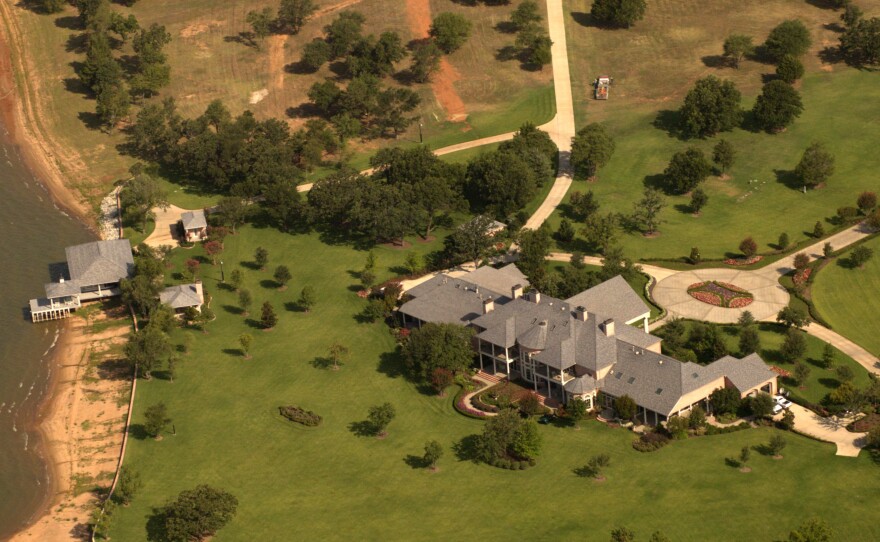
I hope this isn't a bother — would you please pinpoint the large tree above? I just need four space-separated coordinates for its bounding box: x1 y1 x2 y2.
795 142 835 188
590 0 647 28
662 147 712 194
678 76 742 138
465 150 537 216
752 80 804 132
403 323 475 381
571 123 615 179
764 19 812 61
163 485 238 542
517 226 553 277
324 11 366 58
632 187 665 234
449 215 496 268
476 408 543 463
277 0 318 34
839 16 880 67
409 40 443 83
121 173 168 232
429 12 472 54
723 34 754 68
124 325 171 379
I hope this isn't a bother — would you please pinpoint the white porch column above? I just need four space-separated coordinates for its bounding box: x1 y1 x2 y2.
491 343 497 375
478 339 484 372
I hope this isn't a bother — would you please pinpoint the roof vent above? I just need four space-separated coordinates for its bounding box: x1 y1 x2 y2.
692 372 699 379
658 360 663 365
627 377 636 384
655 388 663 395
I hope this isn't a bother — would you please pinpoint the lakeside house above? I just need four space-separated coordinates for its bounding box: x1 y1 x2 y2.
399 264 777 424
160 283 205 315
29 239 134 322
180 210 207 243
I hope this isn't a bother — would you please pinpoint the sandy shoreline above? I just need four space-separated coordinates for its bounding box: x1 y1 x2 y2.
0 5 126 541
0 1 97 235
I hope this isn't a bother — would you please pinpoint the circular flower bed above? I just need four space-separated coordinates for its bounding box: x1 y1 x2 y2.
687 281 754 308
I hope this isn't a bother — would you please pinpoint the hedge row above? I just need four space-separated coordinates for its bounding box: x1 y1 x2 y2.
279 406 323 427
632 432 670 452
488 456 536 470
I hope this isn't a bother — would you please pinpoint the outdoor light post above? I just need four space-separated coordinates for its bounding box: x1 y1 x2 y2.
419 121 423 144
220 260 225 283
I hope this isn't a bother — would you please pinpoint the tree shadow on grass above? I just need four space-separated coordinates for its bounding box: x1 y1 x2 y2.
377 350 405 379
311 356 339 370
701 55 730 68
348 420 377 437
240 261 261 271
724 457 742 469
404 454 429 469
674 203 694 215
97 358 130 380
452 434 481 462
260 279 279 289
652 110 685 140
128 424 150 440
222 348 245 358
819 46 845 65
818 377 841 389
753 443 774 456
68 521 92 542
286 60 320 75
823 22 846 33
244 318 263 330
223 305 244 315
571 11 598 27
773 169 801 190
145 507 167 542
495 45 518 62
643 173 667 192
572 465 597 478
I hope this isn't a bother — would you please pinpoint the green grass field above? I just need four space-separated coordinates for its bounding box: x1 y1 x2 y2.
547 0 880 259
812 235 880 357
107 227 880 541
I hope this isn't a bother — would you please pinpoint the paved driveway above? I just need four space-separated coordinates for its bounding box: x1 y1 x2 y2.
781 404 866 457
652 269 790 323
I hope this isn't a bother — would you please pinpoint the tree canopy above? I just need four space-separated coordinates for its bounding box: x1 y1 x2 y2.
163 485 238 542
571 123 616 178
764 19 812 61
662 147 712 194
429 12 473 53
590 0 647 28
752 80 804 132
678 76 742 138
402 323 475 381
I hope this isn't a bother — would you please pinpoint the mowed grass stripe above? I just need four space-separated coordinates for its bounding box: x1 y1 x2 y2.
812 235 880 357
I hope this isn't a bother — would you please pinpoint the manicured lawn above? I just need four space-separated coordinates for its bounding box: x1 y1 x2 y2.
658 320 872 406
812 235 880 357
109 227 880 541
123 220 155 247
549 0 880 260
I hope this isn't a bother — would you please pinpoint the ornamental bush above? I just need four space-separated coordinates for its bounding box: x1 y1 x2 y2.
632 431 670 452
279 406 323 426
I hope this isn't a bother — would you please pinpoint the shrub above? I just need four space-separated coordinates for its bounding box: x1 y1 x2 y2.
764 20 812 61
775 54 804 83
837 206 860 222
689 247 702 264
518 392 542 416
667 415 690 439
813 221 825 238
279 406 323 427
632 431 670 452
739 236 758 258
857 191 877 214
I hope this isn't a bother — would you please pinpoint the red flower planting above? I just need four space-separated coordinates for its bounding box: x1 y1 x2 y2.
687 281 754 308
793 268 812 287
724 255 763 266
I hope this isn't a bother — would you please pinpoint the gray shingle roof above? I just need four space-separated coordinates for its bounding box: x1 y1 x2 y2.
565 275 650 324
159 283 204 309
400 277 506 325
565 374 597 394
65 239 134 288
464 264 529 297
181 210 207 231
705 353 777 393
44 280 81 299
599 348 720 416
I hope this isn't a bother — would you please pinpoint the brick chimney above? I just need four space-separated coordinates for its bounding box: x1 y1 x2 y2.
483 297 495 314
601 319 615 337
575 306 588 321
511 284 523 299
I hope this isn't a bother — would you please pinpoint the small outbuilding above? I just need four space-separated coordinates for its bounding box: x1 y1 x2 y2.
180 210 208 242
160 283 205 315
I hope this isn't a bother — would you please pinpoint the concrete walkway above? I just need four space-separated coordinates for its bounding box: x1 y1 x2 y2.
142 204 197 249
803 322 880 376
523 0 577 231
781 404 866 457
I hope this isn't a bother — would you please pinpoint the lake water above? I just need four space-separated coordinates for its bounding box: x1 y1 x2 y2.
0 124 93 539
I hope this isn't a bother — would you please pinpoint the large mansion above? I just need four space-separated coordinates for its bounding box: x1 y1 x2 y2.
400 264 777 425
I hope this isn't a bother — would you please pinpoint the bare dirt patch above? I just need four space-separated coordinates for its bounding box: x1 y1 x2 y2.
250 89 270 105
180 20 224 39
315 0 365 18
267 35 289 95
404 0 467 122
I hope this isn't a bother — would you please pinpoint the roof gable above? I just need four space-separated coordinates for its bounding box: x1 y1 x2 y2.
65 239 134 287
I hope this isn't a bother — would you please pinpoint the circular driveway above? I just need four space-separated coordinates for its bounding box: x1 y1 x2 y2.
652 269 790 324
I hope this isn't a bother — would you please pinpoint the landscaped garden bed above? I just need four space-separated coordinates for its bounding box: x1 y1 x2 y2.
687 281 754 308
724 255 763 266
848 413 880 433
279 406 323 427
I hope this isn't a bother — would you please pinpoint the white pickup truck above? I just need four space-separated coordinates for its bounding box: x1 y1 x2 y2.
773 395 793 415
